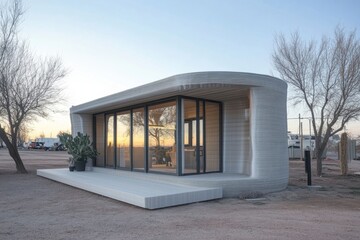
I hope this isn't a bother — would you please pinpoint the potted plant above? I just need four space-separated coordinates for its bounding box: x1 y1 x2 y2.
68 157 75 171
58 132 74 171
59 132 98 171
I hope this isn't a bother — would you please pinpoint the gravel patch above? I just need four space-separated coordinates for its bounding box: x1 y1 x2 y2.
0 149 360 240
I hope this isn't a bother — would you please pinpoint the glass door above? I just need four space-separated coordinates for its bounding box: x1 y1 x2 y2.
105 114 115 168
183 99 204 174
116 111 131 169
147 101 177 174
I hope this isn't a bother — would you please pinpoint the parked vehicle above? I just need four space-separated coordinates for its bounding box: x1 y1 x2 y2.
28 141 44 149
36 138 60 151
55 143 66 151
288 133 300 148
288 133 315 150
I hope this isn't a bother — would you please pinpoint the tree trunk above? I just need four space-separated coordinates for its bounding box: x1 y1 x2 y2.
315 136 323 176
316 150 322 176
0 127 27 173
340 133 348 175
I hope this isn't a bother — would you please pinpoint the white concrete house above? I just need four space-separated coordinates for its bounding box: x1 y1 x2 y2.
39 71 288 209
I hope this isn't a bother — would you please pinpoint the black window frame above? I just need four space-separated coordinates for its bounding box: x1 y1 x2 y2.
92 95 223 176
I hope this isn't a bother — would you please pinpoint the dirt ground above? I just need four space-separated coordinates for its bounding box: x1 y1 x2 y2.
0 149 359 240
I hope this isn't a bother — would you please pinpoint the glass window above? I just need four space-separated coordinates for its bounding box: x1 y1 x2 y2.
184 122 190 146
183 99 197 174
95 114 105 167
106 115 115 168
132 108 145 171
199 101 204 172
116 111 131 169
182 99 207 174
191 120 197 147
148 101 177 174
94 97 221 175
199 102 204 147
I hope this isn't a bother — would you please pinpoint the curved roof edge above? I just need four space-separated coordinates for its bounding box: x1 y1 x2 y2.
71 71 286 114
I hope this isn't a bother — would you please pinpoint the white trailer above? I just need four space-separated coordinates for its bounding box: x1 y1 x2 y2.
35 138 60 150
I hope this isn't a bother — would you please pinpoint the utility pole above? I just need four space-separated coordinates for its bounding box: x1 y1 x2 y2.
299 114 304 161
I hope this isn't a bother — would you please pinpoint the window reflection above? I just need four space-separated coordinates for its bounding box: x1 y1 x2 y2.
116 111 131 169
184 122 189 146
132 108 145 170
148 101 177 173
106 115 114 167
183 99 200 174
97 98 221 175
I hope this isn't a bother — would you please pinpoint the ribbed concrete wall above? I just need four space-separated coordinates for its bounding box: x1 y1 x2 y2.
223 97 251 175
70 113 93 139
250 85 288 182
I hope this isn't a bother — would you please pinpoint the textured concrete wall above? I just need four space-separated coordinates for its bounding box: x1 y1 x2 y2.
223 97 251 175
250 85 288 182
70 113 93 139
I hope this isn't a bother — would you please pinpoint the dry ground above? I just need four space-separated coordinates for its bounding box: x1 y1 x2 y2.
0 149 359 240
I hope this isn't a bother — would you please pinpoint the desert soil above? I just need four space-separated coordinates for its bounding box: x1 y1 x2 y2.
0 149 359 240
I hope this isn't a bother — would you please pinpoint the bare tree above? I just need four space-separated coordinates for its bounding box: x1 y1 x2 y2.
17 123 29 146
131 105 176 146
0 0 66 173
273 27 360 176
131 105 176 162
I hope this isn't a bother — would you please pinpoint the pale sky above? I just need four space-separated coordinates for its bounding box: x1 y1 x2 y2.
8 0 360 139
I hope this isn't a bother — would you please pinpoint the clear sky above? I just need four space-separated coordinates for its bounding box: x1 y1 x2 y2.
7 0 360 139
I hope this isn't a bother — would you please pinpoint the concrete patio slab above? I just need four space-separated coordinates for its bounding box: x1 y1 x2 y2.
37 168 222 209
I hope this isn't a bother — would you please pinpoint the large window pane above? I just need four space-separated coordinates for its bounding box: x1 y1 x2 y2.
183 99 197 174
116 111 131 169
132 108 145 170
106 115 115 168
199 101 204 172
95 114 105 167
205 101 220 172
184 122 189 145
148 101 176 174
199 102 204 146
183 99 205 174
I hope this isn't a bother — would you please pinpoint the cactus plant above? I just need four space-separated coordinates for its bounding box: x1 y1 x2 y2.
61 132 98 171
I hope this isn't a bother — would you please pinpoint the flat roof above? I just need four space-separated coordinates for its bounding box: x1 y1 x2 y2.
71 71 286 114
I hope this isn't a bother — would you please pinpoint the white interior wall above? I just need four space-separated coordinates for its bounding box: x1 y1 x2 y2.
205 102 220 171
